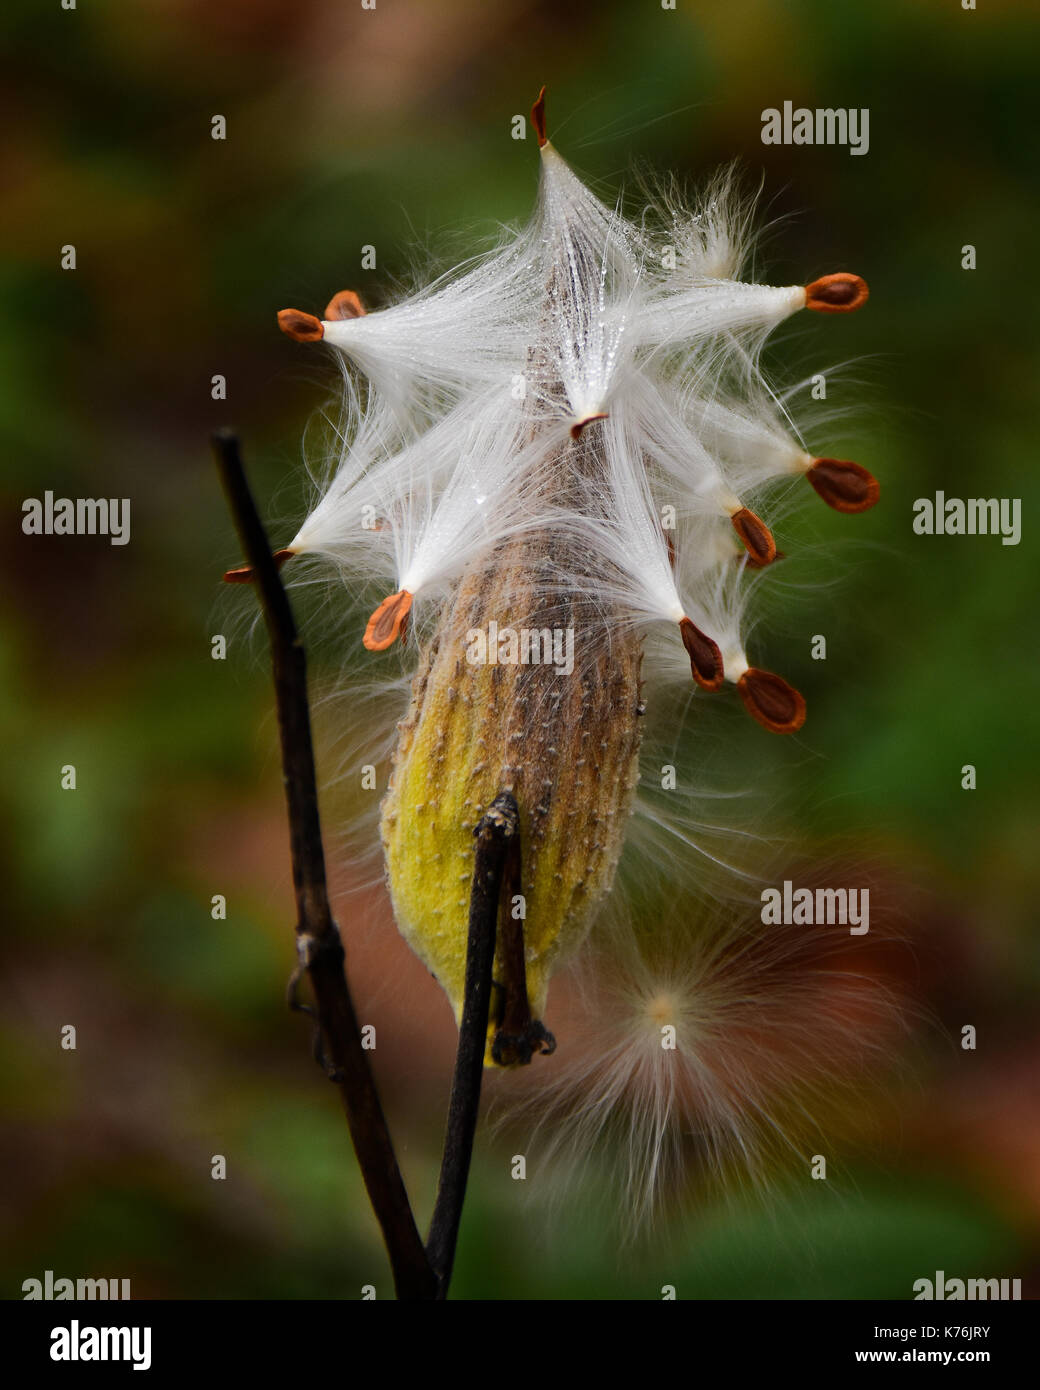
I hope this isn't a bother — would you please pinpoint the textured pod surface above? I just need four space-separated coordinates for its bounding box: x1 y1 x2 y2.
381 526 644 1061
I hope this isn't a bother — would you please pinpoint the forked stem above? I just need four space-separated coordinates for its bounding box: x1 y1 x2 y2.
215 430 520 1301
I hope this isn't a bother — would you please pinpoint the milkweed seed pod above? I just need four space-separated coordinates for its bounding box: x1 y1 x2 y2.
254 89 878 1075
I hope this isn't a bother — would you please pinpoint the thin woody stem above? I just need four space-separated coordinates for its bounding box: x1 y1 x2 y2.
496 829 531 1039
426 791 519 1295
212 429 436 1302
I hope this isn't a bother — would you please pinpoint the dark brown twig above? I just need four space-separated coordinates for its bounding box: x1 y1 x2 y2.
426 792 519 1295
213 429 436 1301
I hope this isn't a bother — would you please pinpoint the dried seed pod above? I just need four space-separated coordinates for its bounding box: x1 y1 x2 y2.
270 89 882 1118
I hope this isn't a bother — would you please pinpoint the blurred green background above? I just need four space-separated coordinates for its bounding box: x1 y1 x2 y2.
2 0 1038 1299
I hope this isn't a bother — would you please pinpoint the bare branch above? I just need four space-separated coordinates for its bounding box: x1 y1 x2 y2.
426 791 519 1294
213 429 436 1301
